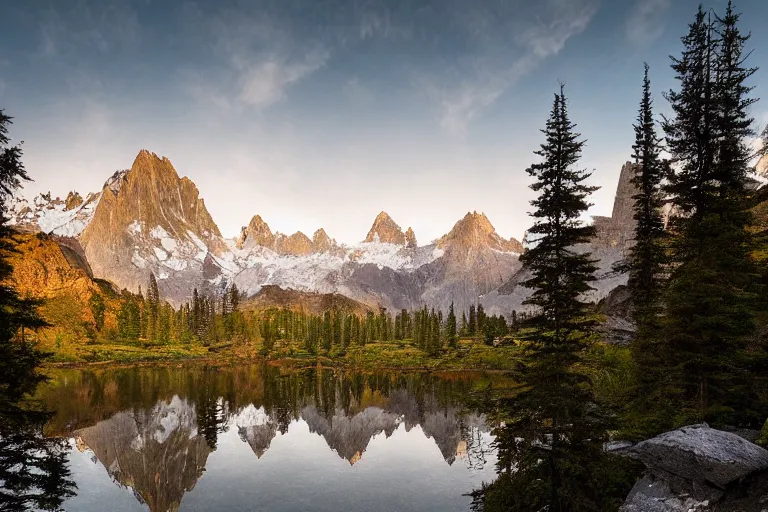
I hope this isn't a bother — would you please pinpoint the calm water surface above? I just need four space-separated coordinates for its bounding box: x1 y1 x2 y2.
35 364 500 512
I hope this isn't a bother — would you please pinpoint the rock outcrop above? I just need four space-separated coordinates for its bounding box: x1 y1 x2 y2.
405 227 417 249
64 191 83 211
364 211 407 245
757 153 767 178
237 214 336 256
628 424 768 488
240 285 374 316
592 161 638 249
481 161 636 318
80 150 228 303
621 424 768 511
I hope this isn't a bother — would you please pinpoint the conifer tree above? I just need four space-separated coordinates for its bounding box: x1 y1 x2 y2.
0 110 49 413
446 302 457 348
628 63 667 319
625 64 671 432
147 273 160 341
661 2 762 424
0 110 76 509
478 86 615 510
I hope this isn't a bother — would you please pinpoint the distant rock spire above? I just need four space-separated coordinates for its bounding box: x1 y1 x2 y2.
405 227 417 249
364 211 406 245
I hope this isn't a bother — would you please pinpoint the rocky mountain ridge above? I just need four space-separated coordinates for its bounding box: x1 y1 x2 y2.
480 161 640 317
8 149 643 315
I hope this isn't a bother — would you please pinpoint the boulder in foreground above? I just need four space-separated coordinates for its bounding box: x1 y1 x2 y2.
628 423 768 488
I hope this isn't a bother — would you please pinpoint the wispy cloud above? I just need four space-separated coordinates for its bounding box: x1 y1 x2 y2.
626 0 671 45
38 2 139 56
236 50 329 108
422 0 598 135
181 4 331 111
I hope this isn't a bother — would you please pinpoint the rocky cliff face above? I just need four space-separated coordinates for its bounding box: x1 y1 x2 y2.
236 214 337 256
80 150 230 303
481 161 636 317
3 233 122 347
757 153 768 178
364 211 407 245
592 161 638 249
12 149 528 312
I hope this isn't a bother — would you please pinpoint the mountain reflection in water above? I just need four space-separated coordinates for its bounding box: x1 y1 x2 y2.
35 364 499 512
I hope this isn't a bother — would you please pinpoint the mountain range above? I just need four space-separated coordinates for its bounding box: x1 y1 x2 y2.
7 149 637 315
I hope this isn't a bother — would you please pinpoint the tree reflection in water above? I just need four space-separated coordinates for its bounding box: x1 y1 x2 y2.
31 364 500 512
0 409 76 511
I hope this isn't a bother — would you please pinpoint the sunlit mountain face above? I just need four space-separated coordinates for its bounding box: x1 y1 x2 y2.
36 365 503 512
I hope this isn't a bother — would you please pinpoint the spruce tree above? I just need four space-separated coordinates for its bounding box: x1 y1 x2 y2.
147 272 160 341
661 2 762 425
477 86 619 510
628 63 667 319
625 64 672 433
0 110 49 413
446 302 457 348
0 110 76 509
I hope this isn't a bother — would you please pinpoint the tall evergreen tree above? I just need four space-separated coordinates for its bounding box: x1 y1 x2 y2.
147 272 160 341
476 86 619 510
0 111 50 414
0 110 76 510
468 305 477 335
624 64 672 433
446 302 458 348
628 63 668 318
661 2 762 425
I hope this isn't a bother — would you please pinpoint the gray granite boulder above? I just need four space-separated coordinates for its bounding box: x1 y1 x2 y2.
628 424 768 488
620 473 715 512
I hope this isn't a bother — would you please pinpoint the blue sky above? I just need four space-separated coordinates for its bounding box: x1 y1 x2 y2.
2 0 768 244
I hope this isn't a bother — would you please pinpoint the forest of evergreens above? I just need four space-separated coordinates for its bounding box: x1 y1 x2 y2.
111 273 513 356
1 1 768 511
473 2 768 511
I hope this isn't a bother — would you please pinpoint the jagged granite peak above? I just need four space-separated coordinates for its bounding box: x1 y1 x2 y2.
312 228 334 252
592 161 639 249
438 211 522 253
364 211 407 245
275 231 314 256
80 150 227 300
758 153 768 177
236 215 336 256
405 227 417 249
64 191 83 211
237 214 275 249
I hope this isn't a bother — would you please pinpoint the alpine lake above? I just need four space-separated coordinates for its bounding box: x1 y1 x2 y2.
31 363 506 512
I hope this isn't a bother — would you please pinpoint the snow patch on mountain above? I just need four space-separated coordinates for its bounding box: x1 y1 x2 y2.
6 191 100 237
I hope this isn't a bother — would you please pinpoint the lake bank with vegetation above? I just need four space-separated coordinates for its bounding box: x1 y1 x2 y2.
40 336 528 371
